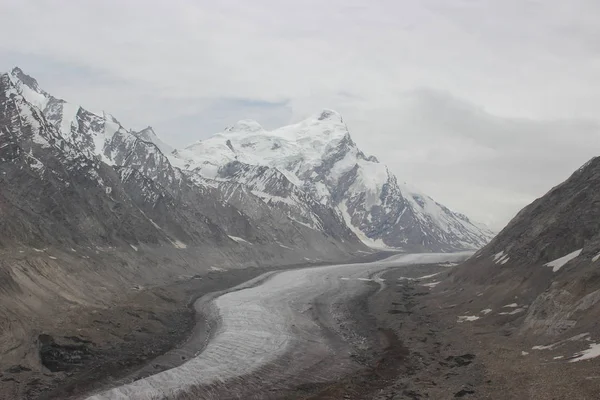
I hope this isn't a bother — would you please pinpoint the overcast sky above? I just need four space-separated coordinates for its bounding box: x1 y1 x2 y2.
1 0 599 230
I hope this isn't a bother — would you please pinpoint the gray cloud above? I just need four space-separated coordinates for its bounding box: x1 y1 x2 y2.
344 89 600 229
1 0 598 230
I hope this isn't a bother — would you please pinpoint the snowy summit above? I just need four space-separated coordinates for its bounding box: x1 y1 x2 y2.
164 109 495 251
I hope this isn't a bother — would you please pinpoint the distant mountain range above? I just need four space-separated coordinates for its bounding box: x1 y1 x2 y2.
2 67 494 253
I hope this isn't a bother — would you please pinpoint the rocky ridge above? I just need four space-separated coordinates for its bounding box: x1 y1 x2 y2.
449 155 600 339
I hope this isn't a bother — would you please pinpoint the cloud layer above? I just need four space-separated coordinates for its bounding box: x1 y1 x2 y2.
1 0 598 229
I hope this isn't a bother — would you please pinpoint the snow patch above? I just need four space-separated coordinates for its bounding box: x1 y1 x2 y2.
533 333 591 351
545 249 583 272
570 343 600 362
439 262 459 267
171 239 187 249
416 272 442 280
457 315 480 323
338 202 391 249
481 309 492 315
499 308 526 315
228 235 252 245
532 344 557 351
494 253 509 264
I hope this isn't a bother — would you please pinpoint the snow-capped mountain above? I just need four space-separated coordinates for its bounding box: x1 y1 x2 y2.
2 67 362 256
4 67 493 252
166 110 495 251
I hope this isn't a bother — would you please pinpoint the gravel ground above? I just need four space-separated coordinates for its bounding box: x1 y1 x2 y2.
307 263 600 400
13 252 598 400
305 263 485 400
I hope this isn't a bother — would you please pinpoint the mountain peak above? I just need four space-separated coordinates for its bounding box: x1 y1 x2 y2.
102 112 122 126
134 126 174 155
139 126 155 134
225 119 264 134
10 67 43 93
171 108 493 251
11 66 26 76
317 109 343 123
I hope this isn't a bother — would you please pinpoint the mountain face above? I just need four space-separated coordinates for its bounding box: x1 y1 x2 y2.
3 68 363 255
450 157 600 336
1 67 495 256
166 110 495 251
469 157 600 267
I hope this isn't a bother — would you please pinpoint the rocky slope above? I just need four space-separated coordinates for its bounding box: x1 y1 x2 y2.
449 156 600 339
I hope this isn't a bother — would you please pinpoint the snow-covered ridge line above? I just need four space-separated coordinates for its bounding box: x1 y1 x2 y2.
165 109 495 250
6 66 494 252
